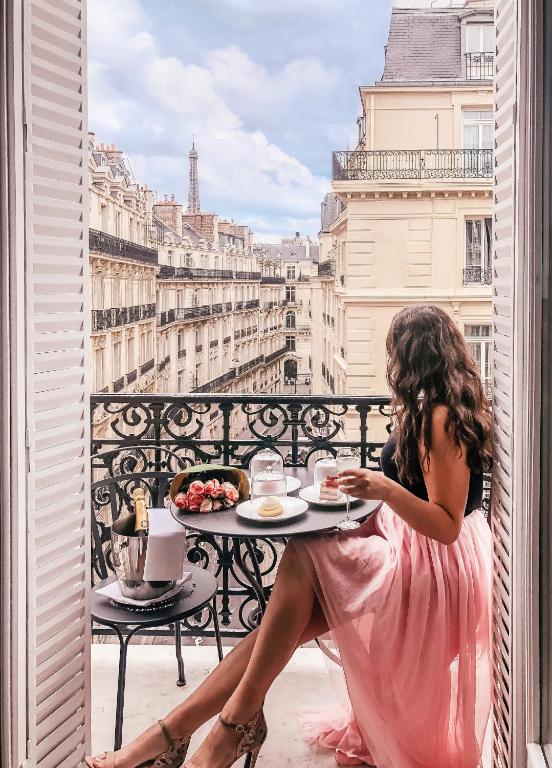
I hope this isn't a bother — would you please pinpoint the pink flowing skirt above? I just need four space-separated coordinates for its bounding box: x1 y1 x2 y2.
288 503 492 768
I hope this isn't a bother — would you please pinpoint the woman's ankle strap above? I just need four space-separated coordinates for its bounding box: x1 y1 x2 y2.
158 719 173 746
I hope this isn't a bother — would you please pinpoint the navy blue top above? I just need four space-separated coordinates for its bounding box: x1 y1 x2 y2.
380 431 482 516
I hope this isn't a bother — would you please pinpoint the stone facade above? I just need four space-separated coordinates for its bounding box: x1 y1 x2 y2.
89 135 292 442
312 1 494 439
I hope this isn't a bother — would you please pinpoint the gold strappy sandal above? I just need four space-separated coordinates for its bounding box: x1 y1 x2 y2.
85 719 190 768
184 709 267 768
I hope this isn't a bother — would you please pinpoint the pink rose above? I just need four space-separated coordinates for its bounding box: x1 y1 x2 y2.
211 484 226 499
186 492 204 511
203 479 219 495
199 498 213 513
212 500 223 511
188 480 205 494
221 482 239 504
173 492 188 509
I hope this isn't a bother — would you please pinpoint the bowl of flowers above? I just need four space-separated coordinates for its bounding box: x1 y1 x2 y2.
170 464 249 514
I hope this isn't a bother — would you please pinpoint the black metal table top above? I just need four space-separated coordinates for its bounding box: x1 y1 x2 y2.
171 466 382 539
91 565 218 626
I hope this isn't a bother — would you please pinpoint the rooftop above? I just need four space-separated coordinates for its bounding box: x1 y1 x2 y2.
379 6 494 85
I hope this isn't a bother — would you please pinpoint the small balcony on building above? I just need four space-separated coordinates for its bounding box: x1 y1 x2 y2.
261 275 285 284
465 51 495 80
89 228 158 264
318 260 335 277
463 265 493 285
332 149 493 182
92 304 156 332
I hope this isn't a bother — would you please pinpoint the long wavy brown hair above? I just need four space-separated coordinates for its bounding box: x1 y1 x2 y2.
385 304 492 484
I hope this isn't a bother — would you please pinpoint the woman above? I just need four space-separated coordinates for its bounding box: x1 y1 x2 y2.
87 304 492 768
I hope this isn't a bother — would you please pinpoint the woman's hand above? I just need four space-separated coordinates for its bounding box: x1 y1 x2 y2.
337 468 391 502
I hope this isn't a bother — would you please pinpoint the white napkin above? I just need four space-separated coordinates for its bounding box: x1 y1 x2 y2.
96 575 192 607
143 507 189 581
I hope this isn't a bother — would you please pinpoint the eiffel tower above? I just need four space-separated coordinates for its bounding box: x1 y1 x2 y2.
187 140 200 213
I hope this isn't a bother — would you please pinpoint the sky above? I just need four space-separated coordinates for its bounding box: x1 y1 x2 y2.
88 0 436 242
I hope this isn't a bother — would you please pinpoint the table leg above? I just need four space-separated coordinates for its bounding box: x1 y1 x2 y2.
174 620 186 686
232 538 267 625
113 626 134 751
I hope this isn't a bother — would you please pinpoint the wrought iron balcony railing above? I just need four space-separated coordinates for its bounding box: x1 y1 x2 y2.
332 149 493 181
90 393 491 638
235 271 261 281
264 346 288 364
465 51 494 80
261 275 285 284
192 369 237 393
92 304 156 332
158 265 234 280
463 265 492 285
126 369 137 385
90 228 158 264
318 260 335 276
236 355 264 378
112 375 126 392
158 266 261 282
139 358 155 375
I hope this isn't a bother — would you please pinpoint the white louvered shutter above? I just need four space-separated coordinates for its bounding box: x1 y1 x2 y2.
492 1 520 767
23 1 91 766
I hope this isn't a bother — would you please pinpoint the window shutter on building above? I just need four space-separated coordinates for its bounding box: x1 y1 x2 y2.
492 1 521 766
23 0 91 765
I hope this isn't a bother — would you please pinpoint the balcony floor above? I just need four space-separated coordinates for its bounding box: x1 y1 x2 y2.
92 644 491 766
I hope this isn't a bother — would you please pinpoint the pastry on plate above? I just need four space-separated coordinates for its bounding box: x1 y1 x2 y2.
319 476 342 503
258 496 284 517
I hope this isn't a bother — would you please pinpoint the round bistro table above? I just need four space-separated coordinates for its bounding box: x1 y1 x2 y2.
172 466 382 622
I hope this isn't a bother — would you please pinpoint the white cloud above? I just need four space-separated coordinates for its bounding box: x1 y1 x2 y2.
88 0 331 238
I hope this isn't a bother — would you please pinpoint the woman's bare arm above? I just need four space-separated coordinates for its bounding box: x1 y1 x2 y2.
338 406 469 545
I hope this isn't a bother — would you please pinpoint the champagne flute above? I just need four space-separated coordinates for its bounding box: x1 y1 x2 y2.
336 447 361 530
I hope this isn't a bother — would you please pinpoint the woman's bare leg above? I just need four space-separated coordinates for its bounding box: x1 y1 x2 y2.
93 549 328 768
185 545 321 767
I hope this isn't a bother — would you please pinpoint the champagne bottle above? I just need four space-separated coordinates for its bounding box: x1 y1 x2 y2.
132 487 149 537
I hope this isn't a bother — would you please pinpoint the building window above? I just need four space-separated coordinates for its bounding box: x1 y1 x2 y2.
95 348 104 390
92 273 104 309
465 324 492 396
113 340 122 379
286 335 296 351
112 274 120 307
465 23 495 55
285 286 296 303
464 218 492 284
286 311 296 329
127 335 134 372
286 265 296 280
178 331 186 355
463 110 493 150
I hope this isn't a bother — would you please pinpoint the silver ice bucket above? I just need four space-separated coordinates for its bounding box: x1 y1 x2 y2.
111 514 176 600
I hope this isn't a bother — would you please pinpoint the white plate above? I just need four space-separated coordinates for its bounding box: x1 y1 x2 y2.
237 497 308 524
285 475 302 493
299 484 358 508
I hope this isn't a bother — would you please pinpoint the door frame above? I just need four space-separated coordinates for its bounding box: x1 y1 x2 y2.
0 1 31 767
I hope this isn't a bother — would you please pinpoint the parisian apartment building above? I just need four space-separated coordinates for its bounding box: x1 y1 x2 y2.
313 0 494 437
89 136 296 439
254 234 318 386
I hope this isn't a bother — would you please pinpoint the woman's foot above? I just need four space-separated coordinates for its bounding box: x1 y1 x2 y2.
85 719 189 768
185 708 266 768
